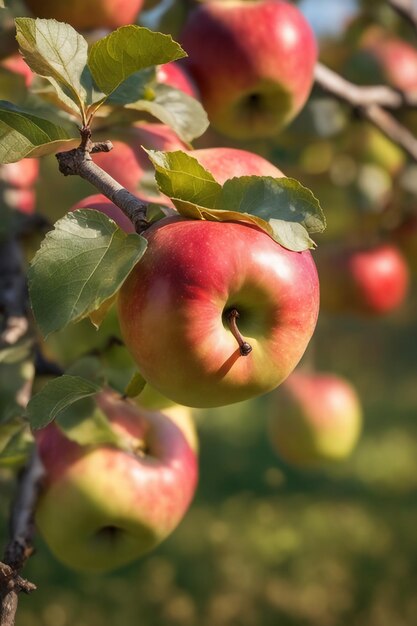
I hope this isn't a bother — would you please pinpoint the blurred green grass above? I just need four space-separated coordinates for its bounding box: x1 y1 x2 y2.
2 294 417 626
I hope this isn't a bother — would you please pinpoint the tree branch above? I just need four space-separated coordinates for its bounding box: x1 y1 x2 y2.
314 62 417 161
56 128 150 233
387 0 417 30
0 451 44 626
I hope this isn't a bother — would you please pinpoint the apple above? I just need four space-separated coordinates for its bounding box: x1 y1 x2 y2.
317 243 409 316
1 54 34 87
134 384 198 452
159 404 198 454
118 216 319 408
359 30 417 93
157 62 199 99
0 159 39 214
0 159 39 189
93 123 187 201
268 371 362 468
35 390 198 572
180 0 317 139
189 147 284 184
2 188 36 215
24 0 145 31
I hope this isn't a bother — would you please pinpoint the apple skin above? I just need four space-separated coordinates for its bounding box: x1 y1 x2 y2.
118 216 319 408
180 0 317 140
93 123 187 202
24 0 144 31
35 391 198 573
157 62 199 99
134 385 198 452
360 32 417 93
1 54 34 87
0 159 39 214
162 404 198 454
0 159 39 189
317 243 409 316
189 147 284 183
268 371 362 468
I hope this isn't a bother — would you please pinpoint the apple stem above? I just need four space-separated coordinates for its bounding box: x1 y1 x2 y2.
227 309 252 357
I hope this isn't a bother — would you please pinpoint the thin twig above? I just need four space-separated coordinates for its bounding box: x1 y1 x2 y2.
314 62 417 161
387 0 417 30
0 452 44 626
56 131 149 233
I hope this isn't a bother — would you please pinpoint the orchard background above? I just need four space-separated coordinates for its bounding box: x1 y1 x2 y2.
1 0 417 625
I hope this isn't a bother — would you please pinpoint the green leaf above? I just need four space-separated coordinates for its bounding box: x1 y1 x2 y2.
147 150 325 251
0 424 33 468
88 26 186 97
65 356 103 384
100 345 137 395
125 371 147 398
27 374 101 430
15 18 93 119
28 210 147 337
106 68 156 106
56 397 124 448
125 84 209 143
0 100 78 163
147 149 222 207
218 176 325 251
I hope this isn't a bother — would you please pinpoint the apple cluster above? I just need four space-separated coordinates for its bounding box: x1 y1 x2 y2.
3 0 413 588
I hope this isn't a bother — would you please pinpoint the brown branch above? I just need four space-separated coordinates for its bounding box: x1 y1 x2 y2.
387 0 417 30
314 62 417 162
0 451 44 626
56 132 149 233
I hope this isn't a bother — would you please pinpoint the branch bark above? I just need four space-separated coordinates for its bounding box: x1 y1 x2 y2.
0 452 44 626
56 132 150 233
314 62 417 162
387 0 417 30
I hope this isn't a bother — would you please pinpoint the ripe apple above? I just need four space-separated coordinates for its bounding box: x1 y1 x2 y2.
0 159 39 214
160 404 198 453
35 390 198 572
359 31 417 93
268 371 362 468
1 54 34 87
317 243 409 316
180 0 317 139
118 216 319 408
93 123 187 201
189 147 284 183
0 159 39 189
134 384 198 452
2 188 36 215
157 62 199 99
24 0 144 31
